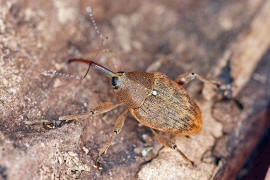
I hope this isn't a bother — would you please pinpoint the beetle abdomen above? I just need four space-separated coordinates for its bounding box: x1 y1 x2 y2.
130 72 202 135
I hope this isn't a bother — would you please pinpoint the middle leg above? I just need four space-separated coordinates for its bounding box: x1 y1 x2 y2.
95 109 129 169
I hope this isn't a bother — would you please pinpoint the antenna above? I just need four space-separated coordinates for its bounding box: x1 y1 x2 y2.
41 70 82 80
42 7 111 81
85 6 122 72
86 6 108 47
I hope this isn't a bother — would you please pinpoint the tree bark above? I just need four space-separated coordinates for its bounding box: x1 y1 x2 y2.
0 0 269 179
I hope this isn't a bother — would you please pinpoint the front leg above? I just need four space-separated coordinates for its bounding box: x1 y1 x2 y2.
175 72 232 97
26 102 123 129
175 72 220 88
59 102 123 121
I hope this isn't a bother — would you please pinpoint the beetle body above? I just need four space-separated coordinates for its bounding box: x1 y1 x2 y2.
113 71 202 135
62 59 206 166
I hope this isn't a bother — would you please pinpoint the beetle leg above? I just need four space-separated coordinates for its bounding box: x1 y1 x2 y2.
151 128 195 166
175 72 232 97
24 119 63 129
58 102 123 122
27 102 123 129
175 72 221 88
146 55 172 72
95 109 129 169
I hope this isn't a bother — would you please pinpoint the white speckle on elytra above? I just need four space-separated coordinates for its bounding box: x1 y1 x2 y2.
152 90 158 96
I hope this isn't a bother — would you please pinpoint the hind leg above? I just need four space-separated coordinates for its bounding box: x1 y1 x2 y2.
151 128 194 166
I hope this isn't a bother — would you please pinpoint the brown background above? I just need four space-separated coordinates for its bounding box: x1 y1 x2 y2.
0 0 270 179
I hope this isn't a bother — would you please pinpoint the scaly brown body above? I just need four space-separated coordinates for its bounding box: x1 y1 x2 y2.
55 58 222 168
114 71 202 135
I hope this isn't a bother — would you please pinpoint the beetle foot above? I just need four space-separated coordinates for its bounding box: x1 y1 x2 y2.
218 83 233 99
42 120 67 129
24 119 70 129
94 157 103 170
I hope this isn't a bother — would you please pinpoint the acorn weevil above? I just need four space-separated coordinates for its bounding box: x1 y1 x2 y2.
40 7 227 169
56 56 223 169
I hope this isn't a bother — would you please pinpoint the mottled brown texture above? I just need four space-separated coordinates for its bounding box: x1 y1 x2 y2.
130 72 201 135
114 71 154 108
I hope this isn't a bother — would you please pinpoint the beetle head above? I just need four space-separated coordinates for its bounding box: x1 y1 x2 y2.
66 59 154 108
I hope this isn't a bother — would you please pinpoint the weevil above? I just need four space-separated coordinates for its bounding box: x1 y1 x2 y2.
56 56 223 168
41 7 227 169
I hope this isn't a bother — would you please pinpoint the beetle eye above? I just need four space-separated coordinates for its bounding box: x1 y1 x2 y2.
112 76 119 89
